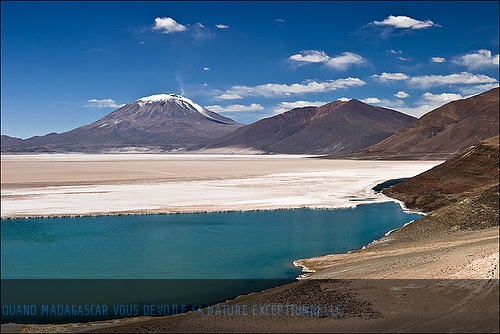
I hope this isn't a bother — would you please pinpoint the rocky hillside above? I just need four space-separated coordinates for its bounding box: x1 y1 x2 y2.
334 87 499 160
383 135 499 232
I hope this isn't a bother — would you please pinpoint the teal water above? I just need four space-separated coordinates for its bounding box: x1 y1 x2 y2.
1 202 421 279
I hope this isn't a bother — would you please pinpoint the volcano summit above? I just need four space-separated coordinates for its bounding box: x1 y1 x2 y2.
1 94 243 153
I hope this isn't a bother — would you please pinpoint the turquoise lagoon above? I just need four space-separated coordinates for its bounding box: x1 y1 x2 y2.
1 202 421 279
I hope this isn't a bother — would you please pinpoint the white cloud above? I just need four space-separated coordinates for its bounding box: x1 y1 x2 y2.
397 56 411 61
372 15 439 29
86 99 125 108
394 91 410 98
289 50 330 64
289 50 366 70
205 105 223 112
222 78 366 98
204 67 210 71
351 96 406 112
152 18 215 42
390 50 402 54
278 100 327 109
273 100 327 114
453 49 499 70
206 103 264 113
326 52 366 70
373 71 497 89
152 17 187 34
457 83 500 95
373 72 409 81
409 72 498 88
360 97 405 108
431 57 446 63
394 92 464 118
216 24 229 29
215 93 243 100
422 92 464 104
361 97 383 104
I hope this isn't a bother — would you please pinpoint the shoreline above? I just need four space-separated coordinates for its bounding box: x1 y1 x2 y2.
292 214 423 278
0 196 417 220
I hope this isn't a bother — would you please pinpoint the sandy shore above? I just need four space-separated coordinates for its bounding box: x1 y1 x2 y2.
296 227 499 280
1 154 438 218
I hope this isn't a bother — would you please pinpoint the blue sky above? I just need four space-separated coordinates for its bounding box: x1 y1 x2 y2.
1 1 499 139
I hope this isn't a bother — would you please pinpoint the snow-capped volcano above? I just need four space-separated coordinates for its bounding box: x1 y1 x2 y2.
136 94 220 122
1 94 242 153
136 93 203 110
83 94 242 135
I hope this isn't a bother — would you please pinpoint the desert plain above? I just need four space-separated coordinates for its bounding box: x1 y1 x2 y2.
1 154 498 333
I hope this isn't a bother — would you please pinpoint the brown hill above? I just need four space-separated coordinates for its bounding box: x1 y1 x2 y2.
336 87 499 160
201 99 416 154
384 135 499 212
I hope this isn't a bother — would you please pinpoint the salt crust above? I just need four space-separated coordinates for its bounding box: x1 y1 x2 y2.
1 154 440 219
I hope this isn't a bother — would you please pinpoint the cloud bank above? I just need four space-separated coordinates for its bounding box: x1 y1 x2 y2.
219 78 365 99
408 72 498 88
373 71 497 88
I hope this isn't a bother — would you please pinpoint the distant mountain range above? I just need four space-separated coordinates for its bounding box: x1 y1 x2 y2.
2 88 498 158
334 87 499 160
1 94 242 153
199 99 416 154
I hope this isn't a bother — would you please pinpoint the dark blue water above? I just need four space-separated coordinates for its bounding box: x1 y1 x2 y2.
1 202 421 279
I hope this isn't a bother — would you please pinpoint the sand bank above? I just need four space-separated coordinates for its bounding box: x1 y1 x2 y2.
1 154 439 219
296 227 499 280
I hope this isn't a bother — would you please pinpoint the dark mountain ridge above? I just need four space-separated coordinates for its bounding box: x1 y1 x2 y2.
333 87 499 160
201 99 417 154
